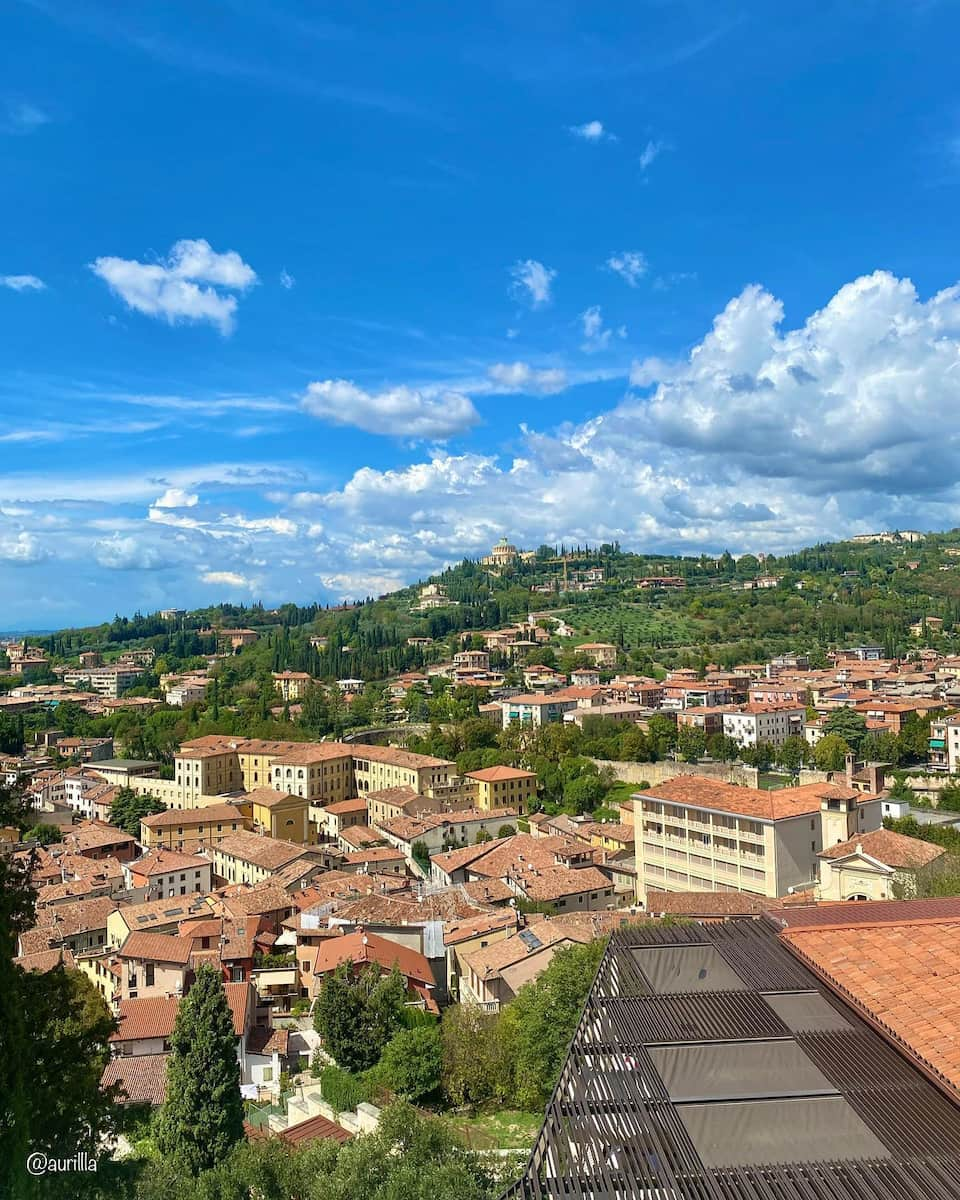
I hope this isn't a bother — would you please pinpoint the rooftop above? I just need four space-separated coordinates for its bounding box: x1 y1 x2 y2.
818 827 946 869
640 777 878 822
140 802 245 829
213 831 312 870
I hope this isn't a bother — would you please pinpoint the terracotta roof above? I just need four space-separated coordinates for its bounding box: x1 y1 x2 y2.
645 890 782 917
14 947 77 972
242 787 302 809
111 995 180 1042
781 915 960 1098
339 824 385 848
224 981 251 1035
443 910 518 945
56 820 137 852
430 835 513 874
333 889 490 927
311 928 434 985
640 777 879 821
113 895 210 932
141 803 245 829
270 744 352 765
213 832 311 871
351 744 452 769
117 932 194 964
460 916 595 976
101 1054 169 1106
278 1113 352 1145
128 848 210 877
461 878 514 904
324 797 369 815
247 1025 289 1057
818 828 945 869
342 847 406 865
466 765 538 782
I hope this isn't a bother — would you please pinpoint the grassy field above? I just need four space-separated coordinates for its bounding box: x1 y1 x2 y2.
564 602 706 649
443 1109 543 1151
603 779 646 810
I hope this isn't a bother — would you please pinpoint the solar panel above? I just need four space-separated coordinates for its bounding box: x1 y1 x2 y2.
135 915 151 924
648 1041 837 1102
763 990 853 1033
632 944 747 994
519 928 543 952
678 1095 891 1167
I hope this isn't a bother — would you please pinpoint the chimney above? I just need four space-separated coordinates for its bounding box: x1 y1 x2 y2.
844 753 855 787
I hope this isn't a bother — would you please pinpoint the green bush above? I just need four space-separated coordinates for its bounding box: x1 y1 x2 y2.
318 1065 363 1114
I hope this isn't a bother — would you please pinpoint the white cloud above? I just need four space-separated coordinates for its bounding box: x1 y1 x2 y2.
0 531 46 565
94 534 168 570
605 251 648 287
153 487 199 509
301 379 480 439
201 570 255 589
1 274 45 291
509 259 556 309
568 120 616 142
580 306 625 352
639 140 665 170
217 514 297 537
2 101 49 135
280 269 296 289
487 362 568 394
89 238 257 335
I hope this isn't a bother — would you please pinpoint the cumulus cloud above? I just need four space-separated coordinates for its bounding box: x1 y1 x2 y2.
639 139 665 170
0 530 46 565
301 379 479 439
153 487 198 509
580 306 626 353
509 259 556 309
568 120 616 142
486 362 568 395
89 238 257 334
1 274 45 291
94 534 168 570
201 570 254 588
606 251 647 287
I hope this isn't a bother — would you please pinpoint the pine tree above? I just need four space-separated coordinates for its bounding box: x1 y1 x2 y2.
156 965 244 1173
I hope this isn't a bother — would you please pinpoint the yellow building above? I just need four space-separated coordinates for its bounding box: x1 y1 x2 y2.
208 831 315 887
464 765 538 813
139 802 249 853
816 828 945 901
272 671 313 701
352 744 457 798
245 787 310 844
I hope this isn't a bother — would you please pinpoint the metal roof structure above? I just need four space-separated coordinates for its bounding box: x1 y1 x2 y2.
502 920 960 1200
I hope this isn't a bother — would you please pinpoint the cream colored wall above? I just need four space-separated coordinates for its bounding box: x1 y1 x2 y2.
120 958 184 1001
770 815 820 895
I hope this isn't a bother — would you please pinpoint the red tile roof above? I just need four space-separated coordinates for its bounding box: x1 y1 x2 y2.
818 827 945 869
101 1053 169 1106
641 777 878 821
117 932 194 965
111 995 180 1043
466 765 538 782
311 929 434 986
277 1113 353 1145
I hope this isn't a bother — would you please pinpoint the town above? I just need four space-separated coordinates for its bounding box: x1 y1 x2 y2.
5 533 960 1196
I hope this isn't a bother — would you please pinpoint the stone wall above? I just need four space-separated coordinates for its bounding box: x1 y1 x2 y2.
592 759 759 789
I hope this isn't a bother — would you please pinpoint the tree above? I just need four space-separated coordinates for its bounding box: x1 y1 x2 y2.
813 733 850 772
497 824 516 838
562 772 607 815
776 735 807 772
441 1004 508 1108
823 708 867 753
314 964 406 1073
156 964 244 1173
380 1026 442 1101
109 786 165 837
677 726 706 763
498 939 607 1109
25 822 63 845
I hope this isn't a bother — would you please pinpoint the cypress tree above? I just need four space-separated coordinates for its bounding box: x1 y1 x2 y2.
156 965 244 1173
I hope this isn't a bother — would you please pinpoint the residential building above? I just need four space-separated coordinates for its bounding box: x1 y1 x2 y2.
499 693 578 728
140 802 248 853
454 649 490 672
62 665 144 698
54 819 138 862
122 849 213 900
816 828 945 901
722 704 806 748
634 777 884 903
572 642 618 668
245 787 311 844
272 671 313 701
375 808 519 860
465 765 538 812
206 831 320 887
300 927 438 1011
224 629 259 650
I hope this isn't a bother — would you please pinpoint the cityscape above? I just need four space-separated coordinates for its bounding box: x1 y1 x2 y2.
4 2 960 1199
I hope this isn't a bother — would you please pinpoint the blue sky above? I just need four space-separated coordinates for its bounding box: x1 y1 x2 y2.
3 0 960 627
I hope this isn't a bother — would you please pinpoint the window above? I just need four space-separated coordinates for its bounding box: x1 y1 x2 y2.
145 964 155 987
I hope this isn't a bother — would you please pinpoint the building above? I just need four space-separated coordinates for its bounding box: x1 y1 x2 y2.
224 629 259 650
140 802 248 853
464 765 538 812
272 671 313 701
61 665 144 698
499 694 578 729
504 916 960 1200
317 797 369 841
722 704 806 748
301 927 438 1010
206 831 320 886
482 537 520 568
816 827 945 901
572 642 618 668
245 787 311 844
122 849 213 901
911 616 945 637
375 808 519 860
634 777 883 903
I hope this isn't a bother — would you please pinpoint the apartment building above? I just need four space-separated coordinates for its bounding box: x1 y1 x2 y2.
634 777 883 904
62 665 144 698
351 744 457 796
499 693 578 728
206 831 319 886
721 704 806 748
573 642 618 668
465 765 538 812
122 849 212 901
140 803 248 853
272 671 313 701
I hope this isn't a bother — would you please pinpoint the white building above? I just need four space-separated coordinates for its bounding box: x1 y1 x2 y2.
722 705 806 748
